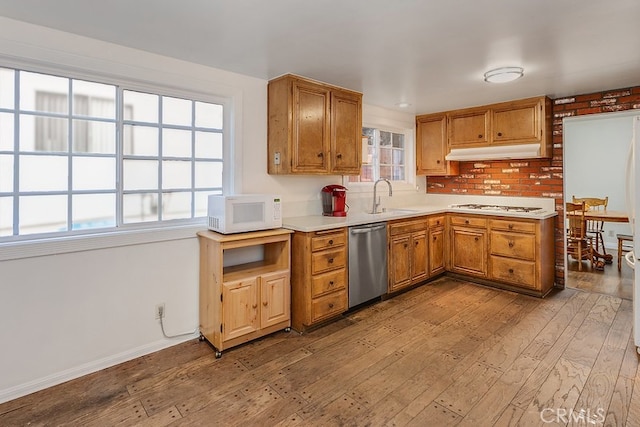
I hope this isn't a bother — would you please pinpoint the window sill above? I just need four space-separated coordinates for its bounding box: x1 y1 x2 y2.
0 223 206 262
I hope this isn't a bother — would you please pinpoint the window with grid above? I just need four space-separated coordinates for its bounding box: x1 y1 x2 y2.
347 127 406 183
0 67 224 240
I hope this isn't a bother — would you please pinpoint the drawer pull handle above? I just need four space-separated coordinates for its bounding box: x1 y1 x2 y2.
263 301 268 307
436 220 440 225
328 303 334 309
508 241 514 248
508 268 514 274
252 304 258 309
328 239 333 245
465 220 469 224
328 258 334 264
329 280 334 286
508 224 514 229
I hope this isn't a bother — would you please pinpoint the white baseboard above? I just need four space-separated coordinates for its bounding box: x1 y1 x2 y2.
0 334 197 405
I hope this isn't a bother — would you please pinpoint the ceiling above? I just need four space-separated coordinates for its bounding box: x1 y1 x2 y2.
0 0 639 114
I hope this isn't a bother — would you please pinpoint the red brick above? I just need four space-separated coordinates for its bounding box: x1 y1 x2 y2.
603 89 632 98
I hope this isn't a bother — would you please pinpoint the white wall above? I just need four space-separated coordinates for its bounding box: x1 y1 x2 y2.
564 111 636 248
0 17 419 403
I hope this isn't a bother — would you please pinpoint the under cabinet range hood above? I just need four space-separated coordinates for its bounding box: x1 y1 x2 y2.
445 143 542 161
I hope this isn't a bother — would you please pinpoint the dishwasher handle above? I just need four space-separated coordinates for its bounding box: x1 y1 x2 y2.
350 224 386 234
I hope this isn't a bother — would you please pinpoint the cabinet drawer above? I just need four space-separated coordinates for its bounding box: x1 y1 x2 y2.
311 248 347 274
490 256 537 289
311 290 347 323
311 232 346 251
428 215 445 228
389 218 426 235
311 268 347 298
449 215 487 228
491 231 536 260
490 219 536 234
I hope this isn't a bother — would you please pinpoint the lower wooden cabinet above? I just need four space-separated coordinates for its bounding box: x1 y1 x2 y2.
488 217 555 295
449 215 488 277
291 227 348 332
388 217 428 293
197 229 293 357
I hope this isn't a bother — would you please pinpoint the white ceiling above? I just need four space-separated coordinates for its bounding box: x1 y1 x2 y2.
0 0 638 114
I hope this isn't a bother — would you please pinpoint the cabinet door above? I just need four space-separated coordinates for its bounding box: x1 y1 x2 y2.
292 81 331 173
389 234 412 291
259 272 290 328
331 90 362 175
416 114 457 176
429 227 445 276
492 99 541 144
450 227 487 277
411 231 428 282
222 278 259 341
448 109 490 147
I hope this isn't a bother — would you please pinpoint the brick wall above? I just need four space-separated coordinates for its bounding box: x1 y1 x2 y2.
427 86 640 286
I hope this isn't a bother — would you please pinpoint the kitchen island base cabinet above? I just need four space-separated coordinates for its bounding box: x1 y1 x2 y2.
197 229 293 357
291 228 348 332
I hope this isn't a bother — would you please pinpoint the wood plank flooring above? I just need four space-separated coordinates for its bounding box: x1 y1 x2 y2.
1 276 638 426
567 248 634 301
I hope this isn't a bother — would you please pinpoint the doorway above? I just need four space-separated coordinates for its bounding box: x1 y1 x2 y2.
563 110 636 300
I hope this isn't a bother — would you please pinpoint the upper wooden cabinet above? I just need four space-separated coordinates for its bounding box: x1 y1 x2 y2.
447 96 552 157
415 113 459 176
268 74 362 175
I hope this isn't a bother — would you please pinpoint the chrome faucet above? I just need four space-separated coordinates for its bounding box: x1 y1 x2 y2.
372 178 393 214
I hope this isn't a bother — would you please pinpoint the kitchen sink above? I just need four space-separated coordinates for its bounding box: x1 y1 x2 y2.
369 208 418 215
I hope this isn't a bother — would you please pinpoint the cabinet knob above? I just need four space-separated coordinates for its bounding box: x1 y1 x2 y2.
317 152 324 158
328 258 334 264
415 241 419 246
474 237 479 242
433 236 437 241
329 280 334 286
263 301 268 307
508 268 514 274
404 243 408 248
465 220 469 224
328 239 333 245
436 160 441 164
508 241 514 248
252 304 258 309
337 153 342 159
508 224 514 229
497 132 503 137
478 134 483 139
328 303 334 309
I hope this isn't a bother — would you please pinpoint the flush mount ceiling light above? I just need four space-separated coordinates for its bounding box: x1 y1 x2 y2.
395 102 412 108
483 66 524 83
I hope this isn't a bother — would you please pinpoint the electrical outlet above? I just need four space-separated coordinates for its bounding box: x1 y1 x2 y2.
155 303 165 320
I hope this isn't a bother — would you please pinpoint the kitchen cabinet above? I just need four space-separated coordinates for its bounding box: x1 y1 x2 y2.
416 113 459 176
197 229 293 357
488 217 555 296
444 96 552 157
428 215 446 276
448 108 490 148
268 74 362 175
388 217 428 293
291 227 348 332
449 215 488 277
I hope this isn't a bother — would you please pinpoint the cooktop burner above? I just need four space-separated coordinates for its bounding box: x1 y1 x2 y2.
449 203 544 213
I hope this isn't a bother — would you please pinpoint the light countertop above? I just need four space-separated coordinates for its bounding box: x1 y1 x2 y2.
282 204 558 232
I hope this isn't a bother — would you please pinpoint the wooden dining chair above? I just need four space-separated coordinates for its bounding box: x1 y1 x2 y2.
566 201 594 271
572 196 608 254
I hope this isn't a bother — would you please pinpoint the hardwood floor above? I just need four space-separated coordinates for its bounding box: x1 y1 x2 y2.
567 248 634 300
1 277 639 426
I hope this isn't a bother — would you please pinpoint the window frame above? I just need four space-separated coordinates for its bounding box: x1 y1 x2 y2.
0 63 234 260
343 122 416 193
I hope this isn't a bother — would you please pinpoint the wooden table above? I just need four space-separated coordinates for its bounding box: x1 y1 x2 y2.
567 210 629 269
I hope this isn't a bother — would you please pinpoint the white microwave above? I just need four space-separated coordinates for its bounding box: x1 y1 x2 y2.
207 194 282 234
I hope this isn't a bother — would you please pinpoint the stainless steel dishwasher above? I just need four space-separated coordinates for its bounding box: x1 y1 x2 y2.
348 222 388 308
